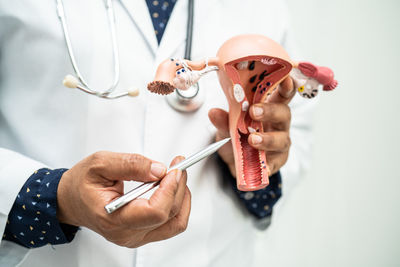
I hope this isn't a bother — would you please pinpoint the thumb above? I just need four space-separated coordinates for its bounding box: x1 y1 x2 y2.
208 108 230 139
88 151 167 183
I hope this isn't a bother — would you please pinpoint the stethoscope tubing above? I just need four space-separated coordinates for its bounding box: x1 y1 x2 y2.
56 0 121 96
185 0 194 60
58 0 200 109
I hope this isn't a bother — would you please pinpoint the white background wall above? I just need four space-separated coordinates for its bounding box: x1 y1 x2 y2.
268 0 400 266
70 1 398 265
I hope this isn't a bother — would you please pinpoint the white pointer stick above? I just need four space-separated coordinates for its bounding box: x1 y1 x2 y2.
104 138 231 214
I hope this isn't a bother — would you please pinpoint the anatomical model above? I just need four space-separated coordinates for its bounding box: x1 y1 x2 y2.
148 34 337 191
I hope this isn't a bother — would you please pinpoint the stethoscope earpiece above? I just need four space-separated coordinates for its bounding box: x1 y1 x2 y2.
127 90 140 97
62 74 79 89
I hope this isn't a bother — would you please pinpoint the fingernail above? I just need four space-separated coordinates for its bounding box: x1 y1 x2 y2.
252 106 263 117
250 134 262 144
151 163 167 178
175 169 183 183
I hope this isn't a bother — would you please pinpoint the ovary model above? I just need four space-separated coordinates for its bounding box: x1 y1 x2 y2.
148 34 337 191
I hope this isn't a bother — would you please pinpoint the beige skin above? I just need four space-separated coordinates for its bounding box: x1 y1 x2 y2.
57 152 191 248
209 76 295 177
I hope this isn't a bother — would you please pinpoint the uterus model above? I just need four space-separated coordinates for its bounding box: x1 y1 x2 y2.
148 34 337 191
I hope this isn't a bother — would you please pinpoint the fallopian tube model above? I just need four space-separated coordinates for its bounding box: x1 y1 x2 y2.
148 34 338 191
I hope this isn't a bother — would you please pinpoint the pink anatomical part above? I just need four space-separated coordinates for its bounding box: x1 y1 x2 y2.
147 34 337 191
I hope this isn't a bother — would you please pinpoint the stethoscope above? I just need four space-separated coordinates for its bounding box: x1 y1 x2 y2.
57 0 203 112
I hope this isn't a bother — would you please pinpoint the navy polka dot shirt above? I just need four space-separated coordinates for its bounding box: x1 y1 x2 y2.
145 0 177 44
3 168 78 248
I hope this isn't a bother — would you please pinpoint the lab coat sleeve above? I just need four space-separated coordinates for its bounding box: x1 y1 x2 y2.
0 148 46 266
278 2 318 196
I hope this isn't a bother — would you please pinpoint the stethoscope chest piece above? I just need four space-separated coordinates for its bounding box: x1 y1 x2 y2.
166 83 205 112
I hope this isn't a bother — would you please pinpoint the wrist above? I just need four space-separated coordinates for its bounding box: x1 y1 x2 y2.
57 170 80 227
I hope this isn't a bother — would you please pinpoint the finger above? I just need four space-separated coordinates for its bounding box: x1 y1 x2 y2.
208 108 230 139
139 187 192 245
266 151 289 175
250 103 291 128
168 157 188 218
88 151 167 182
208 108 234 167
267 77 296 104
248 132 291 152
147 168 182 222
116 169 181 229
113 198 159 229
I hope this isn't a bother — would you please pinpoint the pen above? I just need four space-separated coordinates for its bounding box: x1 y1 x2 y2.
104 137 231 214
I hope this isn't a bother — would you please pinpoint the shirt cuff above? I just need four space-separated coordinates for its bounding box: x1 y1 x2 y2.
2 168 79 248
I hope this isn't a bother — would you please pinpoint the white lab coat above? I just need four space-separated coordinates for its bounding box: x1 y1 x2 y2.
0 0 316 266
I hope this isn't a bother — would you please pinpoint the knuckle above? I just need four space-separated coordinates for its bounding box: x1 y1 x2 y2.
282 151 289 164
169 203 180 218
107 236 135 248
175 219 188 234
126 153 145 165
269 163 275 174
126 154 150 173
165 181 179 198
150 208 169 224
96 214 116 234
284 105 292 122
119 239 138 249
187 188 192 201
127 243 140 249
283 135 291 150
117 240 131 248
265 103 278 118
88 151 107 172
91 151 107 162
264 134 275 147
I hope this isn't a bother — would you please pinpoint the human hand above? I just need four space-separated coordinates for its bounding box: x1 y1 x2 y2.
209 77 295 177
57 152 191 248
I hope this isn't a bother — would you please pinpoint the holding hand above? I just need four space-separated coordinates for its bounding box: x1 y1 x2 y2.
57 152 191 248
209 77 296 177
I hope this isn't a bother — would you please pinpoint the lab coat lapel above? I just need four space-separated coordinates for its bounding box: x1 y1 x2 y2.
119 0 158 56
156 0 188 62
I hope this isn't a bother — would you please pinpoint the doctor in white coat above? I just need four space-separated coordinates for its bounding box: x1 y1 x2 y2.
0 0 315 266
